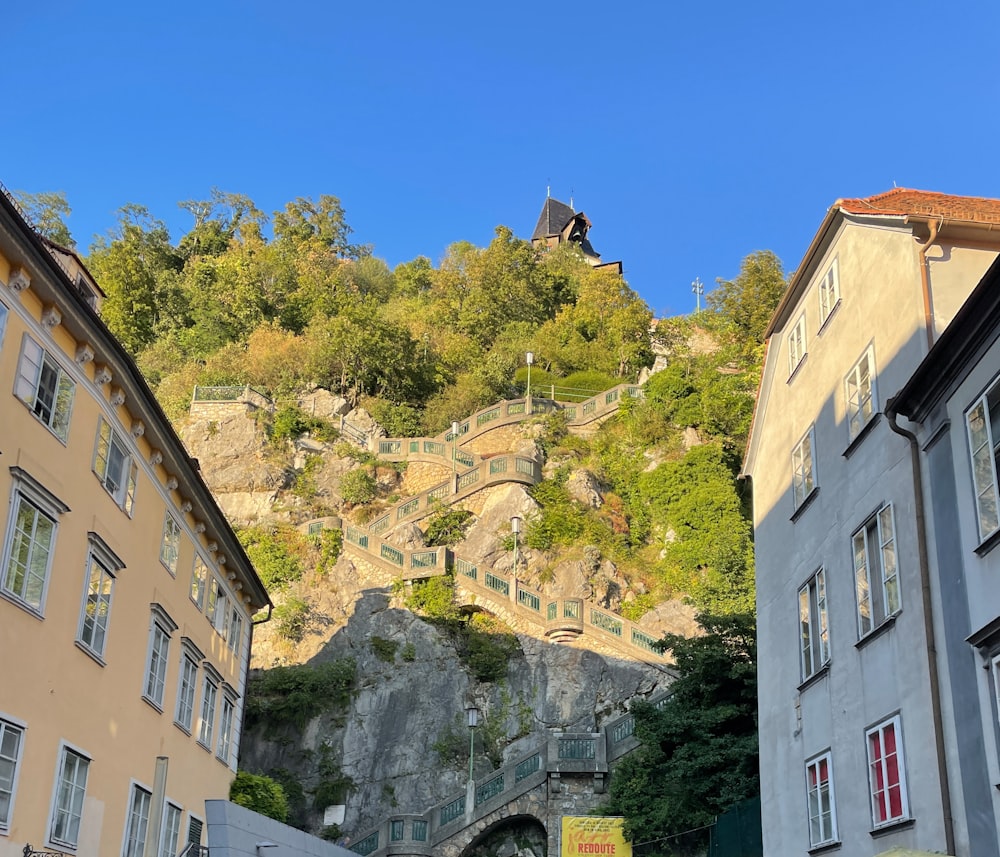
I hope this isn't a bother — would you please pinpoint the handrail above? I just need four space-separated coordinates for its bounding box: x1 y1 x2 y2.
348 690 671 856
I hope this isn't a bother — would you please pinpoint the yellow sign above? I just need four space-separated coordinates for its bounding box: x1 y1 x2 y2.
561 816 632 857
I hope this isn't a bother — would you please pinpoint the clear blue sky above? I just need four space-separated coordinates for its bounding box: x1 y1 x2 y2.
4 1 1000 317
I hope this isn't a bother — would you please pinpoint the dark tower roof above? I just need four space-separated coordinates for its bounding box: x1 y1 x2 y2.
532 197 577 241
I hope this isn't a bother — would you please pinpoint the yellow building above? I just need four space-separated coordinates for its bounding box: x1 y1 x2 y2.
0 187 271 857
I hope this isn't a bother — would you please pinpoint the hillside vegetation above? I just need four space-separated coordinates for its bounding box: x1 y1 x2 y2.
22 190 787 847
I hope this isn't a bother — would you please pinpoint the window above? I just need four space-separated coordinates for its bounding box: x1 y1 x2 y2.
50 746 89 849
160 515 181 575
123 784 151 857
77 552 115 659
15 335 75 442
792 428 816 510
0 302 8 346
818 258 840 325
1 469 67 614
217 695 235 764
853 505 900 637
967 381 1000 542
93 418 138 515
186 816 203 848
806 752 837 847
226 606 243 655
846 346 877 442
867 716 908 826
160 803 182 857
197 672 219 748
0 718 24 830
190 556 208 609
143 606 177 709
799 569 829 681
175 652 199 733
788 314 806 375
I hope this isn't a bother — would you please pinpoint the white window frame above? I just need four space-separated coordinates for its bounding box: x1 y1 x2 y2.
0 715 26 832
818 258 840 326
791 427 816 510
93 417 138 516
866 715 909 827
197 668 220 749
15 333 75 443
853 504 900 638
76 538 122 660
845 345 878 442
160 514 182 576
143 605 177 710
805 751 838 847
175 639 202 734
217 694 236 765
122 782 152 857
226 606 243 655
966 380 1000 542
160 801 183 857
48 743 90 850
0 301 8 348
190 555 208 610
1 467 68 615
788 313 806 376
798 568 829 681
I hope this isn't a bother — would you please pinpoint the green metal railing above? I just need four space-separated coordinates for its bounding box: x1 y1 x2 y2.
455 558 478 580
476 773 505 805
380 544 404 567
485 572 510 596
352 831 379 855
439 796 465 826
591 609 623 637
515 753 541 782
558 738 596 760
518 589 540 611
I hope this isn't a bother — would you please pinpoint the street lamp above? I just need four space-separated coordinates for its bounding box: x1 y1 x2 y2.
510 516 521 603
465 701 480 807
525 351 534 414
451 420 460 491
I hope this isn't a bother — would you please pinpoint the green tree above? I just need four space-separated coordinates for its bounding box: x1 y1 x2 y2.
229 771 290 822
13 190 75 247
605 613 758 852
707 250 787 353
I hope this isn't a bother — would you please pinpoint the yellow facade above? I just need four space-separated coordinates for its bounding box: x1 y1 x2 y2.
0 192 270 857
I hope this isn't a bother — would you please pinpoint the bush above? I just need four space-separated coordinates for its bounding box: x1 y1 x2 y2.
339 469 377 505
402 575 462 622
371 636 399 663
424 507 473 547
245 659 356 732
229 771 289 822
238 526 307 590
271 404 340 444
273 596 310 642
315 528 343 575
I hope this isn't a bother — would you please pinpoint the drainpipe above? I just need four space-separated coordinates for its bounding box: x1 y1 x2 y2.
885 396 955 856
915 219 941 350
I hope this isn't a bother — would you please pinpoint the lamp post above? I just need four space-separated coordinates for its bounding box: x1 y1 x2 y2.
452 420 460 492
465 702 480 816
510 516 521 604
525 351 534 414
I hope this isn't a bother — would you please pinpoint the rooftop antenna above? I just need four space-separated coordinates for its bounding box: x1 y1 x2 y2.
570 188 575 211
546 180 551 198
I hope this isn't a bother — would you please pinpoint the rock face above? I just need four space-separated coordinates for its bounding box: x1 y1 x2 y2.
182 400 690 839
243 555 670 836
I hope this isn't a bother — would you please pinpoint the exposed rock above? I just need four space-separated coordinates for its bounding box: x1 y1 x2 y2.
565 469 604 509
181 412 287 494
297 388 351 419
682 426 704 450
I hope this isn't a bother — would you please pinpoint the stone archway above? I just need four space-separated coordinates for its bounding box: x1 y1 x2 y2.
461 813 548 857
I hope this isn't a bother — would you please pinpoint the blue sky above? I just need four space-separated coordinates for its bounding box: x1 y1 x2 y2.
4 1 1000 317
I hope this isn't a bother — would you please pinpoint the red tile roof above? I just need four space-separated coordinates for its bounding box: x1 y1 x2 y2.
837 188 1000 224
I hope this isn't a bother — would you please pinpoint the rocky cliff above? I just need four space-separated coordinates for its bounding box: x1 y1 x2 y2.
180 395 694 838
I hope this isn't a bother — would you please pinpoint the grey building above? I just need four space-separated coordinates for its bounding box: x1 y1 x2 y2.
742 189 1000 856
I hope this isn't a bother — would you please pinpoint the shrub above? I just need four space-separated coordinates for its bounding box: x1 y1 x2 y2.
245 659 356 732
229 771 289 822
273 596 310 642
271 404 340 445
424 507 473 547
339 469 377 505
402 575 462 622
401 642 416 661
238 526 307 590
315 528 343 575
371 636 399 663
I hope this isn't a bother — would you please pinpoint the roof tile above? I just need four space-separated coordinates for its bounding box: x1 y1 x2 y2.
837 188 1000 224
